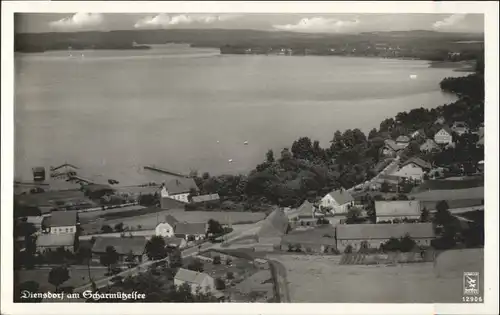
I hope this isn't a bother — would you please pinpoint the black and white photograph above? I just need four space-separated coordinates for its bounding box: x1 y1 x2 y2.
1 1 498 315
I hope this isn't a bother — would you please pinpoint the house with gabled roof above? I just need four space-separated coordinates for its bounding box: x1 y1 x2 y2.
391 157 432 182
174 222 207 241
320 189 354 214
420 139 440 153
375 200 422 223
36 233 77 253
395 135 411 148
91 236 148 265
46 211 79 235
451 121 470 136
174 268 215 294
336 223 435 252
161 178 199 204
155 215 179 237
434 126 454 145
381 139 404 157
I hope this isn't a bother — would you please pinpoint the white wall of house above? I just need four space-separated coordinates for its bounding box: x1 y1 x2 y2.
155 222 175 237
320 195 352 214
161 187 190 203
50 225 76 234
434 129 453 145
376 215 421 223
393 163 426 181
336 237 434 252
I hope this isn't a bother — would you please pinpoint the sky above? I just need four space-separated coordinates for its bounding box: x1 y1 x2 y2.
15 13 484 34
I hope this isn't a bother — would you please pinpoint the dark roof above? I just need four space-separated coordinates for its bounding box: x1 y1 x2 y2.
336 223 434 240
375 200 421 217
384 139 403 152
401 157 432 170
84 184 114 193
36 233 75 248
163 215 179 227
296 200 314 218
165 178 199 195
258 209 289 237
174 222 207 236
328 189 354 205
48 211 78 227
192 194 220 203
92 236 147 256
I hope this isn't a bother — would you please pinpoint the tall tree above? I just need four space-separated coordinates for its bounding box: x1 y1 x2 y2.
48 266 70 292
145 236 168 260
169 248 183 268
100 246 119 274
265 149 275 163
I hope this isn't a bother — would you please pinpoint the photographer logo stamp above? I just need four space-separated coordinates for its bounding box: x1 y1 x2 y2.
463 272 480 296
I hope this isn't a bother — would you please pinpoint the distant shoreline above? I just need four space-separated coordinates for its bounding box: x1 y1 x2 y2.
428 60 476 72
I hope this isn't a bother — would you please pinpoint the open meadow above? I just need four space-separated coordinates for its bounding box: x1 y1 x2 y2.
268 248 484 303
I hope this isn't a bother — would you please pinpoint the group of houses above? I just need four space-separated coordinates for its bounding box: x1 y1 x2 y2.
381 118 484 159
155 214 207 242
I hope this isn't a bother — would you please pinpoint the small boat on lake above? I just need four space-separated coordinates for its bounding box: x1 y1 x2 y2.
228 159 233 163
410 74 417 79
243 141 249 145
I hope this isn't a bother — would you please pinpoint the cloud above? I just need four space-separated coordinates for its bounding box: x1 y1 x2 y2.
134 14 238 29
432 14 466 31
49 13 104 31
273 17 361 33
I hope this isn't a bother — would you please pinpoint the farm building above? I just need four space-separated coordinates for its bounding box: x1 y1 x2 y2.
174 268 215 294
336 223 435 252
391 157 432 182
375 200 421 223
320 189 354 214
191 193 220 205
45 211 79 235
91 236 148 265
161 178 199 204
174 222 207 241
36 233 77 253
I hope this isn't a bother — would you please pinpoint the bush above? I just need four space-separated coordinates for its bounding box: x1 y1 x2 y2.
213 255 221 265
226 271 234 280
214 277 225 290
344 245 353 254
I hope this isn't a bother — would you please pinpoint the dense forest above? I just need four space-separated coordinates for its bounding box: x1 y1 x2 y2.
15 28 483 60
187 53 484 210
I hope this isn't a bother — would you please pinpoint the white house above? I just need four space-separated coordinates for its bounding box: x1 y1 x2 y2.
174 268 215 294
434 126 453 145
155 215 179 237
161 178 199 204
391 157 432 182
46 212 78 235
320 189 354 214
395 135 410 148
375 200 422 223
419 139 440 153
451 121 470 136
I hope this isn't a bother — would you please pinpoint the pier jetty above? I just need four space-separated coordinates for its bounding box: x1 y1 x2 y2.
144 165 189 178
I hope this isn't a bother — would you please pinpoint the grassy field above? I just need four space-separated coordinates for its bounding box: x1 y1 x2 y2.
102 209 266 230
269 248 483 303
17 267 108 293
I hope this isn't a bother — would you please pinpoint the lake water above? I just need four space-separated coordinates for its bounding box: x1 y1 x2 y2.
14 44 461 185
